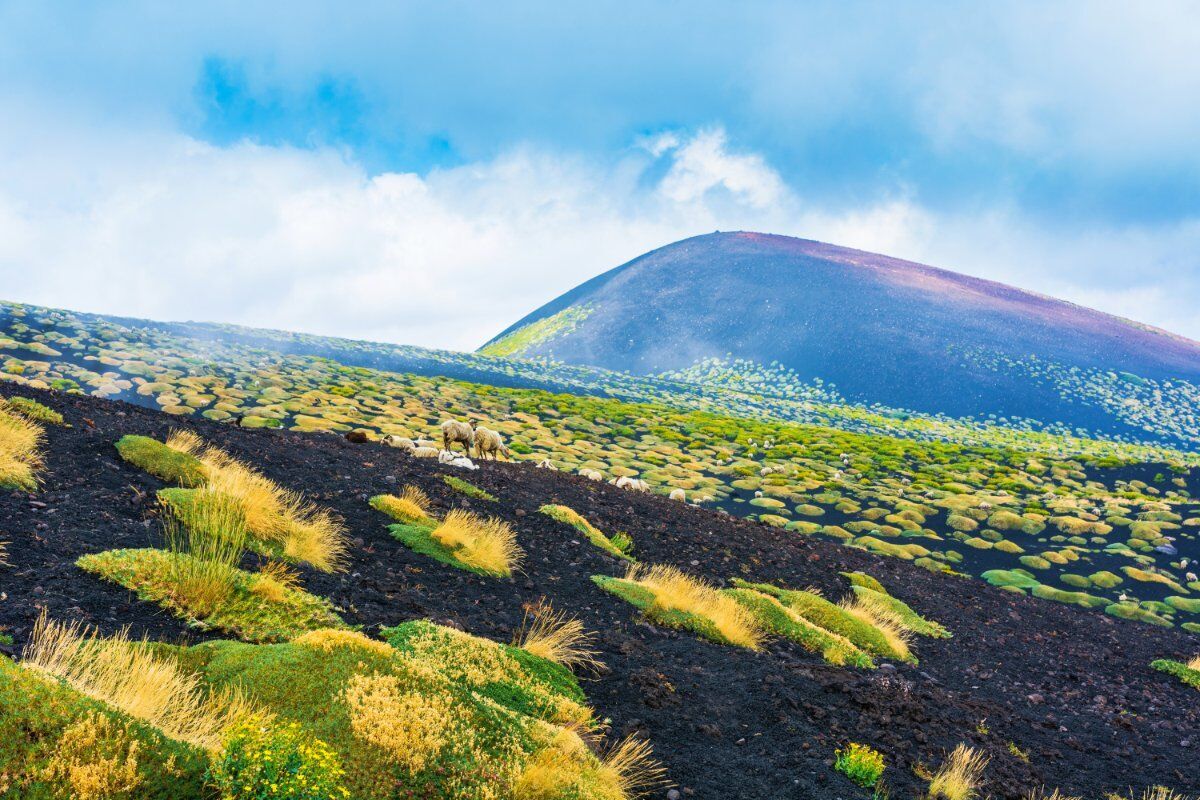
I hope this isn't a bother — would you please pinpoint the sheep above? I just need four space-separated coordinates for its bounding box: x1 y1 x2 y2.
410 446 440 459
414 438 439 450
613 476 649 492
380 434 415 451
441 420 475 454
578 468 604 481
669 488 686 502
536 459 557 470
473 426 511 461
1187 572 1198 583
439 450 478 470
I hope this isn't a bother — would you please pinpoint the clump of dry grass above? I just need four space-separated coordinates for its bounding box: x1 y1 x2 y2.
165 431 347 571
0 406 44 490
626 564 765 650
21 613 253 751
1187 654 1200 671
163 488 248 616
839 594 913 663
927 744 988 800
514 600 603 672
248 560 302 603
370 486 432 525
39 711 143 799
1025 791 1081 800
0 539 9 566
514 729 665 800
292 628 394 657
430 509 523 577
592 736 667 798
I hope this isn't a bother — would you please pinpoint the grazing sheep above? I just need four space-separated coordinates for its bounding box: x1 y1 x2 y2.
536 459 558 470
473 426 511 461
979 502 992 511
613 476 649 492
441 420 475 454
411 446 440 459
669 488 686 502
578 468 604 481
381 434 415 451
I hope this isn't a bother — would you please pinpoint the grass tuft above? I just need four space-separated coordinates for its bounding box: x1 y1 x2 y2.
1150 658 1200 690
595 564 765 650
725 587 874 668
927 744 988 800
2 395 63 425
429 510 523 577
838 595 914 663
370 486 433 525
514 600 604 673
115 434 206 486
443 475 498 501
540 504 635 560
20 613 253 751
0 405 44 490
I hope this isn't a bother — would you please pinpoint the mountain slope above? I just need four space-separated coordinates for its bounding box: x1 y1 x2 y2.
483 232 1200 441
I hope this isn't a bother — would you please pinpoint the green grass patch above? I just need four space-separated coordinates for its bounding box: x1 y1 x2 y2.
77 548 345 642
725 587 874 668
1105 602 1174 627
115 434 206 486
1030 584 1108 609
1150 658 1200 690
2 395 63 425
730 578 913 661
840 571 886 594
981 569 1040 591
443 475 497 502
850 586 952 638
0 654 208 798
539 504 634 560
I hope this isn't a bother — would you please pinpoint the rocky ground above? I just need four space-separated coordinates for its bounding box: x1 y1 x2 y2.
1 385 1196 799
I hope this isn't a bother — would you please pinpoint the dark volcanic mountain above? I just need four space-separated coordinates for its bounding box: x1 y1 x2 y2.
483 231 1200 437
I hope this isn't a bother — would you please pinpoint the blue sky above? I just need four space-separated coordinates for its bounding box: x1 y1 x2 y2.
1 1 1198 349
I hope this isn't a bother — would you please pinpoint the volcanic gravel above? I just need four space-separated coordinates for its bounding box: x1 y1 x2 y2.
1 386 1197 799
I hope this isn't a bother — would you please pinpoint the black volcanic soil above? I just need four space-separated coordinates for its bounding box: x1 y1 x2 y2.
1 386 1197 799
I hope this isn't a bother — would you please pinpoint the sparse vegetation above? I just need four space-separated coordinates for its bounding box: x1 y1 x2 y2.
2 395 63 425
594 564 766 649
370 485 434 525
513 600 603 673
725 586 875 667
1150 657 1200 690
927 744 988 800
443 474 498 501
540 503 635 560
383 505 523 578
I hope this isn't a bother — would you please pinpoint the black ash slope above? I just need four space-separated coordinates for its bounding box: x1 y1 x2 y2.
0 386 1196 799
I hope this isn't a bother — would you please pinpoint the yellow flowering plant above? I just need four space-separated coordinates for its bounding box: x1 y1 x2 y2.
208 718 349 800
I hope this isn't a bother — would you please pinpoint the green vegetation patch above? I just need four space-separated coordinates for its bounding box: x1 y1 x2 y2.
725 587 874 668
539 504 634 560
1104 602 1174 628
386 520 496 577
77 548 345 642
443 475 498 502
478 304 593 358
730 578 913 662
0 654 208 798
1030 584 1107 609
980 569 1040 591
841 571 886 594
592 574 752 649
1150 658 1200 690
154 622 618 800
1165 596 1200 614
2 395 63 425
850 586 952 638
115 434 206 486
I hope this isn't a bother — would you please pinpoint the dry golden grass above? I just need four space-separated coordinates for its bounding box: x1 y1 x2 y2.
0 539 8 566
1025 791 1081 800
592 736 667 799
626 564 765 650
839 594 914 662
514 729 664 800
0 407 44 490
166 432 347 572
514 601 603 672
163 489 248 616
1132 789 1188 800
431 509 523 577
248 560 302 603
292 628 394 657
1187 654 1200 671
343 672 459 773
22 613 254 751
927 744 988 800
371 486 433 524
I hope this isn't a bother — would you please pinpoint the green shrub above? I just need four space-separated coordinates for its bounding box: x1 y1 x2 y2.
208 718 350 800
2 395 63 425
849 586 951 638
539 504 634 560
834 742 885 788
1150 659 1200 690
115 435 206 486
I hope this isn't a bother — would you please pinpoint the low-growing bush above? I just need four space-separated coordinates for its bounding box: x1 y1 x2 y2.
370 486 433 525
1150 657 1200 689
443 475 498 501
3 395 63 425
834 742 885 788
726 587 874 668
539 504 634 560
115 434 206 486
208 717 350 800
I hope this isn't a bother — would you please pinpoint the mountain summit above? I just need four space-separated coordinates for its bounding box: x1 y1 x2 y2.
482 231 1200 438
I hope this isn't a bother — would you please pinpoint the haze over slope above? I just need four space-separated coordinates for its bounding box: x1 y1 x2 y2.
483 232 1200 439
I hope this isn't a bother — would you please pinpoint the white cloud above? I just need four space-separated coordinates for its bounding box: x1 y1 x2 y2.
1 117 1198 353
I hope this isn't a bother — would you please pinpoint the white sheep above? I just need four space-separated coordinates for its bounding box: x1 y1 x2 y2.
1187 572 1198 583
410 446 440 459
441 452 478 470
473 426 511 461
669 488 686 502
440 420 475 455
414 438 439 450
536 459 558 470
380 434 415 451
754 490 763 498
578 468 604 481
613 476 649 492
